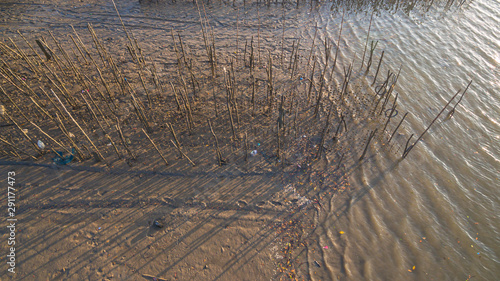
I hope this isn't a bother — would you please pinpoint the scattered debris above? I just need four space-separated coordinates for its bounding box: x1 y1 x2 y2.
52 148 75 165
153 219 163 229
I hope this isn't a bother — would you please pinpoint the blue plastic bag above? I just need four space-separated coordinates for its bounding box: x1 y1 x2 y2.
53 148 75 165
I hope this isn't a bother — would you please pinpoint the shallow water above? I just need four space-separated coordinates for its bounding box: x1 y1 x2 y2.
303 0 500 280
2 0 498 279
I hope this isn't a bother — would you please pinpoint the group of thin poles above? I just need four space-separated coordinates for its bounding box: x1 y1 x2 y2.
0 1 472 171
0 9 197 167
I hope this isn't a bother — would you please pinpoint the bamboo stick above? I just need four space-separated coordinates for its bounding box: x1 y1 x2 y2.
360 11 374 69
50 89 105 161
170 140 195 166
29 121 71 155
372 51 384 86
359 129 377 161
166 123 182 158
403 89 462 158
0 41 21 59
115 120 136 159
307 57 316 103
17 30 43 64
106 134 121 159
169 82 182 112
306 23 318 68
335 153 345 171
365 40 378 73
111 0 139 63
208 119 224 166
4 112 42 154
69 34 88 64
8 38 39 76
382 93 398 134
329 9 345 80
54 113 85 161
446 80 472 119
0 84 30 122
244 131 248 162
388 112 408 143
142 128 169 166
0 136 36 159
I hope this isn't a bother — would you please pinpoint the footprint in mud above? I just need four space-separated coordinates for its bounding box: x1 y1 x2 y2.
270 200 283 206
236 200 248 208
256 201 266 207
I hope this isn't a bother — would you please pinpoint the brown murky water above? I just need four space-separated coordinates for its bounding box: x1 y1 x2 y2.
1 0 498 280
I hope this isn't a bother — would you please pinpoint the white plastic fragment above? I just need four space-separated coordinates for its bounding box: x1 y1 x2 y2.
37 140 45 149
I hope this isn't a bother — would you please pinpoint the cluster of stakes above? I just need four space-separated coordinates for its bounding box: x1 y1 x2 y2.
0 1 473 280
0 1 471 175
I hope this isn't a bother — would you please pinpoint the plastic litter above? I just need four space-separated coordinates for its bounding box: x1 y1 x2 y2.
37 140 45 150
250 150 258 156
153 219 163 228
53 148 75 165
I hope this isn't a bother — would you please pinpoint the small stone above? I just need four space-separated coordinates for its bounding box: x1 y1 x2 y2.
153 219 163 228
204 265 208 269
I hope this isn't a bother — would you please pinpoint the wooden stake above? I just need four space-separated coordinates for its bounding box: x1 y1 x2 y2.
0 136 36 160
170 140 195 166
54 113 85 161
208 119 224 166
371 51 384 86
359 129 377 161
166 123 182 158
403 89 462 158
388 112 408 143
360 11 374 69
50 89 105 161
30 121 72 155
142 128 169 166
115 120 136 159
4 113 42 154
306 22 318 67
446 80 472 119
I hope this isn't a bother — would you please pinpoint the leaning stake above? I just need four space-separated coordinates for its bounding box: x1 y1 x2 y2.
404 89 462 158
50 89 105 161
142 128 169 166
